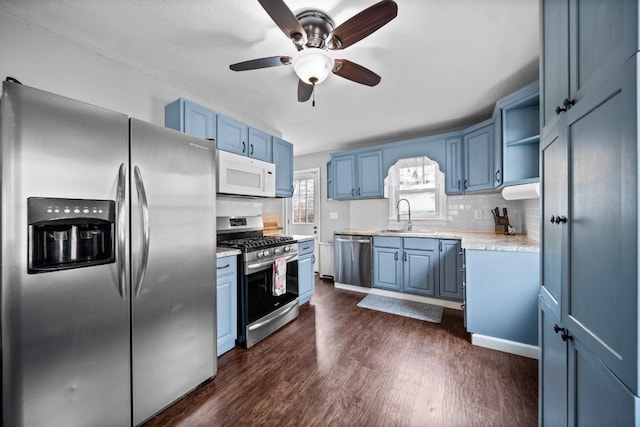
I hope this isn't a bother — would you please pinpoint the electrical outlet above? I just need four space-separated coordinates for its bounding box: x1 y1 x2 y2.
474 210 483 220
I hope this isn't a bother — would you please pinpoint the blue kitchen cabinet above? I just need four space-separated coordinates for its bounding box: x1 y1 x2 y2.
539 296 567 427
465 249 539 346
332 153 357 199
444 135 463 194
216 254 238 356
540 118 566 319
563 58 637 394
330 150 383 200
372 237 402 291
217 115 274 162
298 241 315 305
494 81 540 185
272 137 293 198
247 127 272 162
164 98 217 140
438 239 463 301
217 114 249 156
373 236 444 299
539 0 640 421
463 120 494 192
357 150 384 198
402 238 437 297
326 161 333 200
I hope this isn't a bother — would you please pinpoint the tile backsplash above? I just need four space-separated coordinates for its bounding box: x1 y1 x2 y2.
444 192 540 240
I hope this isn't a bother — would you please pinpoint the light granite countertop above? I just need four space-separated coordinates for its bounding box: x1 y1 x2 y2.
334 229 539 253
291 234 315 243
216 247 241 258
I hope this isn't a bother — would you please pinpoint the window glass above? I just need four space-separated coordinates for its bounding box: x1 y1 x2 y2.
385 157 445 220
292 178 315 224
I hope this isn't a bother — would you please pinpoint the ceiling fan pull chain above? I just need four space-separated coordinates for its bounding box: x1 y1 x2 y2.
312 83 316 107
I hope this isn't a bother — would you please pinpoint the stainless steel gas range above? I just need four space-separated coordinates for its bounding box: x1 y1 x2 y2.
217 216 299 348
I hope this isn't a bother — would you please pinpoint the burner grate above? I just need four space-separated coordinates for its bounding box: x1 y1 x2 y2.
218 236 295 250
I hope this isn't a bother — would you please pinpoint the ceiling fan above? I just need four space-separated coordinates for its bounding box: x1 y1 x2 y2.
229 0 398 105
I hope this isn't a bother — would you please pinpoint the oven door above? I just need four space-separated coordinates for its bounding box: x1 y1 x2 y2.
240 253 299 347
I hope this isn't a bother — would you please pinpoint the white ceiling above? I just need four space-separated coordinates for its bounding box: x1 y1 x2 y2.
0 0 539 156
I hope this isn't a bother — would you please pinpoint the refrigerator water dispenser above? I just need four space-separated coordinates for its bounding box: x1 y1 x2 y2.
27 197 116 273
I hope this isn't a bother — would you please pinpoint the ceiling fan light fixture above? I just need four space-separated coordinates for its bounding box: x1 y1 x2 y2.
292 48 333 85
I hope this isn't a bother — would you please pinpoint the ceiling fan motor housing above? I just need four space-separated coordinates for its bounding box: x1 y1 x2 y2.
295 9 335 49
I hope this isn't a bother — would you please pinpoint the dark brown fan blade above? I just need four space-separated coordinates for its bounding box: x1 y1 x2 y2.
230 56 292 71
298 79 313 102
332 59 381 86
328 0 398 50
258 0 307 46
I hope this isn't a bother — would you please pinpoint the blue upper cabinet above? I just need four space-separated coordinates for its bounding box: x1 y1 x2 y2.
494 81 540 186
331 150 383 200
248 127 272 162
326 161 333 200
445 136 463 194
164 98 217 140
463 120 494 192
217 114 249 156
332 153 357 199
272 137 293 198
357 150 384 198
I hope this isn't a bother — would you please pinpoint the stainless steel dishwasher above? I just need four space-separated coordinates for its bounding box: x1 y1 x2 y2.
334 234 372 287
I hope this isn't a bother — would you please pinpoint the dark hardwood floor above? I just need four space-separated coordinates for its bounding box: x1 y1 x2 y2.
144 277 538 427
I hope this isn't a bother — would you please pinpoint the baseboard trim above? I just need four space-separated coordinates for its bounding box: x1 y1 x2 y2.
334 282 463 310
471 333 539 359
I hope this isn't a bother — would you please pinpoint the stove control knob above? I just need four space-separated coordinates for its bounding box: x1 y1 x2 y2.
257 251 264 258
284 246 290 252
274 248 281 255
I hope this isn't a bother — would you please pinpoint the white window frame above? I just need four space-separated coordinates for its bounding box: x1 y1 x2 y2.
386 156 446 220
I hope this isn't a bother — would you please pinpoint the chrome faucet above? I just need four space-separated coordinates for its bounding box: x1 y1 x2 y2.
396 198 412 231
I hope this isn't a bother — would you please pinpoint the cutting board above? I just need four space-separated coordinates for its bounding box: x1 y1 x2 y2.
262 214 282 236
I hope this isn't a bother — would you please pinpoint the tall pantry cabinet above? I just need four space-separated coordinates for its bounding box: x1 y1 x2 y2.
539 0 639 425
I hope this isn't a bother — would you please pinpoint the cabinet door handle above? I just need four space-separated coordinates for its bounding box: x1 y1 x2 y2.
403 252 407 262
250 143 254 156
312 255 316 263
555 98 576 115
457 180 461 190
394 251 398 261
217 264 230 270
357 188 361 196
242 141 246 153
554 215 568 224
464 179 468 189
352 188 355 196
495 169 500 183
551 215 568 225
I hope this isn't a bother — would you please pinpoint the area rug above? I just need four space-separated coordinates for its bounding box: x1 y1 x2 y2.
357 294 444 323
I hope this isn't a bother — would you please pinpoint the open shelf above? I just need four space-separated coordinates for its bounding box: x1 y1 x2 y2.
506 134 540 147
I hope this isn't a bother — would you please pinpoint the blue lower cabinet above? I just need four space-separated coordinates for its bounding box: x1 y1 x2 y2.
465 249 539 345
216 255 237 356
373 246 402 291
298 241 315 305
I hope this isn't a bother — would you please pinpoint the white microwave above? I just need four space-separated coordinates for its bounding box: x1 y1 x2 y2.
217 150 276 197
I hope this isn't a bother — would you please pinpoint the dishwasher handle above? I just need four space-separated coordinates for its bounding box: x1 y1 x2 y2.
336 237 371 244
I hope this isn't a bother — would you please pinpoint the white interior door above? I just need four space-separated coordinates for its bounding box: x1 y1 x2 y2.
289 168 320 272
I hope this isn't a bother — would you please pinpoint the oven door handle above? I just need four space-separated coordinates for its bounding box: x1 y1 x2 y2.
246 254 298 274
247 302 298 331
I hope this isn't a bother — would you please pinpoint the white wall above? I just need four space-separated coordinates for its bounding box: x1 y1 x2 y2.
0 11 284 220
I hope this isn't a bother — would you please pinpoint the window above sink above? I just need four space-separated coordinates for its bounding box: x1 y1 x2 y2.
385 156 446 221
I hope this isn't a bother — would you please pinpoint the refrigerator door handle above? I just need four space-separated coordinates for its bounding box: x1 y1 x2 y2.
117 162 127 299
134 165 151 297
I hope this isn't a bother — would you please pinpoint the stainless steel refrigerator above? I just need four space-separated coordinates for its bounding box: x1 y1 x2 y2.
1 81 217 426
